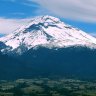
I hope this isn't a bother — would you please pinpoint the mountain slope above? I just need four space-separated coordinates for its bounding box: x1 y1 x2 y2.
0 47 96 80
19 47 96 79
0 52 25 80
0 15 96 55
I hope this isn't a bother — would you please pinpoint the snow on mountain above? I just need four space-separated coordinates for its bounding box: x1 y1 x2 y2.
0 15 96 54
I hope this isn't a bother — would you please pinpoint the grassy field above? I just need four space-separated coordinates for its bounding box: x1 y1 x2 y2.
0 78 96 96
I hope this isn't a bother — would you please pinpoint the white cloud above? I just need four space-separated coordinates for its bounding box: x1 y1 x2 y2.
0 18 30 34
31 0 96 22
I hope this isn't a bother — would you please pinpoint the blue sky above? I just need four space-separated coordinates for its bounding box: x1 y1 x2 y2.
0 0 96 36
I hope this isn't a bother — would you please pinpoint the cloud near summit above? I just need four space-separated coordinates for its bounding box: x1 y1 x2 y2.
0 0 96 34
0 18 31 34
31 0 96 22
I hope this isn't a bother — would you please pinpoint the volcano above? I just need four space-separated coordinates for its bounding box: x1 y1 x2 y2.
0 16 96 80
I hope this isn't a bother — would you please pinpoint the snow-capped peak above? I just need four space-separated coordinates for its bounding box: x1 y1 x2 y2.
14 15 62 34
0 15 96 54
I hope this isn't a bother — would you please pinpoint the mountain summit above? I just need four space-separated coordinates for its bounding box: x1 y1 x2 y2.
0 15 96 54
